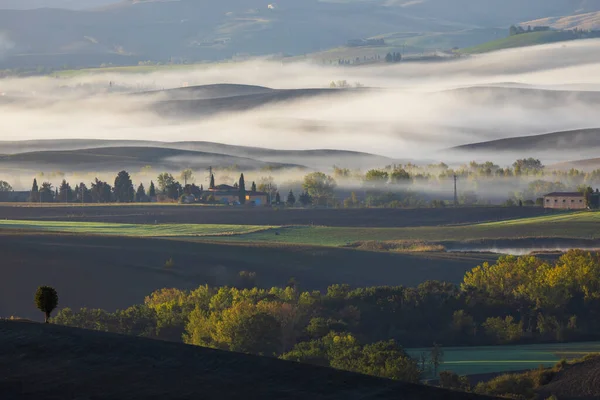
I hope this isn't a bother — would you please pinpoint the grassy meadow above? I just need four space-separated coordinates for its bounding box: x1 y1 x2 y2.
408 342 600 378
0 211 598 245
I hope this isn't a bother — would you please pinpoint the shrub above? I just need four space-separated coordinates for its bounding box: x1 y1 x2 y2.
164 258 175 269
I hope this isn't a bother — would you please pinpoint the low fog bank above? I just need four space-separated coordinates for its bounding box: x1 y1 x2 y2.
2 41 600 166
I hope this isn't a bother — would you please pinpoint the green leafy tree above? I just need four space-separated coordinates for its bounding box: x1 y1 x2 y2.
365 169 388 184
148 181 156 197
90 178 112 203
390 168 410 183
0 180 12 192
35 286 58 323
39 182 55 203
29 178 39 202
114 171 134 202
286 190 296 206
157 173 175 194
238 173 246 204
135 183 146 202
302 172 336 206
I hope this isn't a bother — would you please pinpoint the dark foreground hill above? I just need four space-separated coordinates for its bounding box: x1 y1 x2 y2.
0 320 492 400
536 356 600 400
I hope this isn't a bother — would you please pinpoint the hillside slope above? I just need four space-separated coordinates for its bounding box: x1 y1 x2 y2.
0 320 492 400
2 0 600 67
0 146 302 172
460 30 581 53
522 11 600 31
450 128 600 152
536 355 600 400
0 139 393 170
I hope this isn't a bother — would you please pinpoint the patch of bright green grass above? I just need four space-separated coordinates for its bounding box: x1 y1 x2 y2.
0 220 275 237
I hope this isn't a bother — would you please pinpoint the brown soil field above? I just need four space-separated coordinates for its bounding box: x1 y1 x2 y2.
0 232 498 320
0 321 494 400
0 204 558 227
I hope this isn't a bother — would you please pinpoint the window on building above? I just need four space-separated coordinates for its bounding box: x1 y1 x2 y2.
246 195 250 200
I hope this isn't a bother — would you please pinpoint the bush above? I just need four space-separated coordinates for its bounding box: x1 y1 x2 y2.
164 258 175 269
474 373 535 398
439 371 470 391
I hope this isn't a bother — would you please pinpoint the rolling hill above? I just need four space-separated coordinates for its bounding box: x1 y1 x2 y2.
522 11 600 31
460 30 582 54
450 128 600 153
0 139 394 170
0 146 303 173
2 0 600 68
0 320 492 400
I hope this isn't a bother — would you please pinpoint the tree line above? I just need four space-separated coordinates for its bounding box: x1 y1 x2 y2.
50 250 600 382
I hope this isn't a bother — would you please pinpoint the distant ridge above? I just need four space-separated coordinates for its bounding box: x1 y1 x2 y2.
0 320 493 400
450 128 600 152
0 146 303 172
0 140 394 170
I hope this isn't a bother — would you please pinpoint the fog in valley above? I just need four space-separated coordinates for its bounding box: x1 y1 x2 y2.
3 40 600 202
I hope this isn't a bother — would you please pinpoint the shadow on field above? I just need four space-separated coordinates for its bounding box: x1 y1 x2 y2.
0 233 498 320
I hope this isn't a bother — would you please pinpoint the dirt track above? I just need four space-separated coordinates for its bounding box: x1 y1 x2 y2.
0 205 557 227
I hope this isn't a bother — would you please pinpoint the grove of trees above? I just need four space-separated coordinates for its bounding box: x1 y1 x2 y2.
51 250 600 382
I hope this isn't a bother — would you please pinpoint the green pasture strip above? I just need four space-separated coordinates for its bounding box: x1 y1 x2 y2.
408 341 600 378
198 211 600 246
0 220 275 237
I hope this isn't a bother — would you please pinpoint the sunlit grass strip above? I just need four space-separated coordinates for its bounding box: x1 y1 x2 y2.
0 220 277 237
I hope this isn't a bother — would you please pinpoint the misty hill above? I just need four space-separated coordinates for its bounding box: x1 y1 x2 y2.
147 87 346 118
2 0 600 68
0 140 394 170
135 83 274 101
460 30 583 54
443 86 600 107
548 157 600 171
0 146 303 173
0 321 491 400
450 128 600 153
0 0 114 10
522 11 600 31
536 355 600 400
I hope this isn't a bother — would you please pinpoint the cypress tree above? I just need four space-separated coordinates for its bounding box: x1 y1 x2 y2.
239 173 246 204
251 181 257 192
148 181 156 197
29 178 39 202
209 174 215 189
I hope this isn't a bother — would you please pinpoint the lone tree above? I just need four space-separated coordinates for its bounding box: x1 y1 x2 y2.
35 286 58 323
239 173 246 204
209 174 215 190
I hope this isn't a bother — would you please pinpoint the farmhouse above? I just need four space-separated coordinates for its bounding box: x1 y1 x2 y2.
207 184 269 205
543 192 586 209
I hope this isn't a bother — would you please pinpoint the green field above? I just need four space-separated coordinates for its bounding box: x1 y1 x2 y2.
0 211 598 245
408 341 600 378
200 211 600 246
0 220 274 237
461 31 579 54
